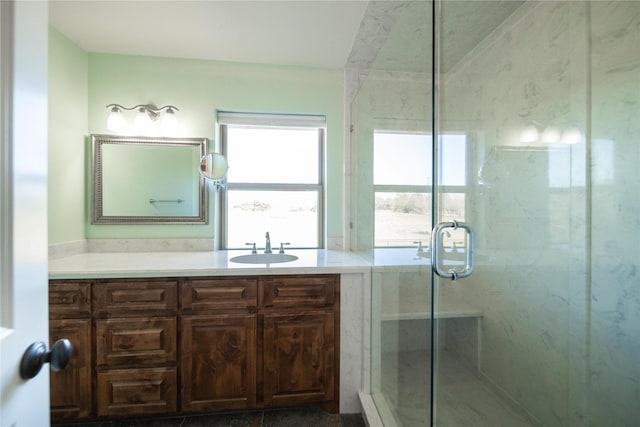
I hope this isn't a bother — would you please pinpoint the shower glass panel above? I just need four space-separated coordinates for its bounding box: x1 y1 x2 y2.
435 1 640 426
352 1 639 426
435 1 587 425
588 1 640 424
348 2 434 426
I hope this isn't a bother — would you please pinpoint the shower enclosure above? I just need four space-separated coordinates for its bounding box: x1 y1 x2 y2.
347 1 639 426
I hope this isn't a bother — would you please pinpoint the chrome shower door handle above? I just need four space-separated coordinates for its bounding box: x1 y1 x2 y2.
431 220 475 281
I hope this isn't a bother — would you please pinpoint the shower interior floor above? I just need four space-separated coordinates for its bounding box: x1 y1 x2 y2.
379 350 536 427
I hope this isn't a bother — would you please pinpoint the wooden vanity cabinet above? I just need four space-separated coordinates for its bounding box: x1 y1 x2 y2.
48 273 339 421
180 278 258 412
93 279 178 418
49 281 92 422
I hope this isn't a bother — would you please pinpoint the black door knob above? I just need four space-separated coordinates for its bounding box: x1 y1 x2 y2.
19 338 73 380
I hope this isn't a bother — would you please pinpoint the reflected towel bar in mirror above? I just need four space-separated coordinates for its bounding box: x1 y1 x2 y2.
149 198 185 204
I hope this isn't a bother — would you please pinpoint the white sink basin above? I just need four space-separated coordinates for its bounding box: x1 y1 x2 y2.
229 253 299 264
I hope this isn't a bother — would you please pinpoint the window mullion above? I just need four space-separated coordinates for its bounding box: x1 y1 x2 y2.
374 185 432 193
227 183 322 191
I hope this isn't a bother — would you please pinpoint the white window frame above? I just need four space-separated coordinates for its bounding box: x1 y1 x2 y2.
219 112 325 249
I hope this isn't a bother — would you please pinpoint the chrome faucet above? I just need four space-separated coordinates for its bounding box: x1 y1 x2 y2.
264 232 272 253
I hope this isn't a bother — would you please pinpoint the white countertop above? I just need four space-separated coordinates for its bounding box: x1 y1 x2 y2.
48 249 372 279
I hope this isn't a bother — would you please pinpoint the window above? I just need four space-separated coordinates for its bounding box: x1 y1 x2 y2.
373 131 467 247
220 112 324 249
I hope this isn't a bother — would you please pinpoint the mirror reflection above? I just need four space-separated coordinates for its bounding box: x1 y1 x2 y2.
91 134 208 224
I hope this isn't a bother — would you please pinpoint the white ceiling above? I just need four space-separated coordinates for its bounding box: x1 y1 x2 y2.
49 0 370 69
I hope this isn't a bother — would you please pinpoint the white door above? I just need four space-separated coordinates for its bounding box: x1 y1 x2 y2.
0 1 51 426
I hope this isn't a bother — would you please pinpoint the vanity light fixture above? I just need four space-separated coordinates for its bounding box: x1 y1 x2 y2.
519 121 580 145
106 104 179 134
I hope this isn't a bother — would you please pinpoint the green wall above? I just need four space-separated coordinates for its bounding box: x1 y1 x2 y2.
48 28 88 244
48 28 345 247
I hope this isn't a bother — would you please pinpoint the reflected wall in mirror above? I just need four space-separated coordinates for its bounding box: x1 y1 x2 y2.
91 134 208 224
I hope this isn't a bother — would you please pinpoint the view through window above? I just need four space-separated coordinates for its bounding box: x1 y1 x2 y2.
373 131 467 248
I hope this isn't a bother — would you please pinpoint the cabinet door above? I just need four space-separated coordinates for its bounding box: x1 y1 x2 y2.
181 314 257 412
50 319 92 421
263 312 335 407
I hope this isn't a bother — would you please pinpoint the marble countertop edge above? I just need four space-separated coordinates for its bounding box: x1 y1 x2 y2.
48 249 376 280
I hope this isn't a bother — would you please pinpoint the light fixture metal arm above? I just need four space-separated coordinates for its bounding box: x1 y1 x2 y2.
106 104 178 112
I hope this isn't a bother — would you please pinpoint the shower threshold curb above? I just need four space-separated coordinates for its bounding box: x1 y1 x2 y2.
359 392 389 427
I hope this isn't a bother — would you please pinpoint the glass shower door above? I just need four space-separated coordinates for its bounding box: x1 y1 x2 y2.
433 1 588 426
354 1 639 425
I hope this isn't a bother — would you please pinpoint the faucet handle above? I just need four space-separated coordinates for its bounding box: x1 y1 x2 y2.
245 242 257 254
278 242 290 254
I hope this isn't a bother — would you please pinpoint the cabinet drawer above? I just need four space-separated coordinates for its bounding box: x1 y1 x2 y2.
96 317 177 368
94 280 177 315
49 281 91 318
182 278 258 312
96 367 177 417
262 275 338 308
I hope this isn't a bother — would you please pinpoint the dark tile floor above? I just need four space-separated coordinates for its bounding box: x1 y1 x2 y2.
53 407 366 427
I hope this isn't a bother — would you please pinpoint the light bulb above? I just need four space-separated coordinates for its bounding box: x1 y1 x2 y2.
106 107 126 132
541 126 561 144
562 128 581 145
520 124 539 143
134 108 153 134
161 108 178 134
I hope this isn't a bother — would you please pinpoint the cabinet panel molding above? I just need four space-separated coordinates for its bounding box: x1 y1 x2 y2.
50 318 92 422
96 367 177 417
262 275 336 308
93 280 178 315
182 278 258 312
49 281 91 319
96 317 177 368
181 314 257 412
263 311 336 406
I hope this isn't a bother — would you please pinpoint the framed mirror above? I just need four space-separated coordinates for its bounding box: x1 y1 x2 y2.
91 134 208 224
